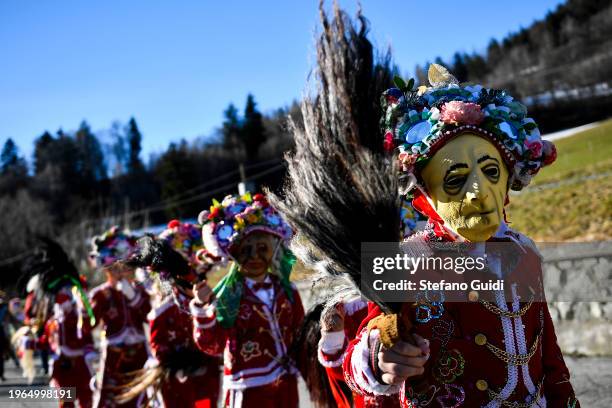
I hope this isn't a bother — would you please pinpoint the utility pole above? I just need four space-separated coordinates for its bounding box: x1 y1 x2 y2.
238 163 255 195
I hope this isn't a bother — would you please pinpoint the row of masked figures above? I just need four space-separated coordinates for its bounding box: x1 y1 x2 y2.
16 192 298 408
13 16 582 407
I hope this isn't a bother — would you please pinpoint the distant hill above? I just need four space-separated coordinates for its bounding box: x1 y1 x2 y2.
416 0 612 132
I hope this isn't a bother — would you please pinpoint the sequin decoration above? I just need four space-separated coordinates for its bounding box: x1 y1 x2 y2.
399 383 440 407
415 290 445 323
432 319 455 348
432 349 465 384
435 384 465 408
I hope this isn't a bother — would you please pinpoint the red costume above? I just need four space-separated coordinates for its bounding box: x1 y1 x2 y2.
45 288 95 408
90 282 151 408
149 294 221 408
343 229 580 408
318 298 399 408
24 292 37 325
191 275 304 408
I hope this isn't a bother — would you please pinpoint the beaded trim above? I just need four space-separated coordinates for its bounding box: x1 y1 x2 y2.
428 125 518 170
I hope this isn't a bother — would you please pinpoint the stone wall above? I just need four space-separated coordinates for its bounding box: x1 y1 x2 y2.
541 242 612 356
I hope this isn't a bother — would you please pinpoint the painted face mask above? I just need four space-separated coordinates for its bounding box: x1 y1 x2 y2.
230 231 279 279
420 133 509 242
381 64 557 241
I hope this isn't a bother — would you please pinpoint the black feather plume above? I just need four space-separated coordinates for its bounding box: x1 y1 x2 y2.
21 237 80 294
268 4 400 312
126 235 191 280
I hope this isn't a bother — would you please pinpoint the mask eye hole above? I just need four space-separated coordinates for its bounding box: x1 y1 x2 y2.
444 174 467 195
482 164 500 182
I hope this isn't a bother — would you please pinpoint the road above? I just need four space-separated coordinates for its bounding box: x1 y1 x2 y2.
1 356 610 407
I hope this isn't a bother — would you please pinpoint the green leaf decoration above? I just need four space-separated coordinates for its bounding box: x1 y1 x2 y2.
407 78 415 92
393 75 407 90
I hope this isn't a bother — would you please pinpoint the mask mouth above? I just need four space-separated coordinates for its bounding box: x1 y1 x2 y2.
243 260 268 273
464 209 495 218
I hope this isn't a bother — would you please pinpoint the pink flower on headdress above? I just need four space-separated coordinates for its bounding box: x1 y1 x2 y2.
398 151 418 172
541 140 557 165
383 131 395 152
440 101 484 126
525 140 543 158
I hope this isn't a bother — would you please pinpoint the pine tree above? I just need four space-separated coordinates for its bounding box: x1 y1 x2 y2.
33 132 54 175
452 53 468 83
241 94 266 162
125 117 144 175
0 138 29 194
154 141 197 218
75 121 107 184
222 103 241 151
1 139 23 174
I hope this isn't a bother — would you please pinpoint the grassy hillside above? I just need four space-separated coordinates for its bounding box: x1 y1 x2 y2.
533 119 612 185
507 119 612 241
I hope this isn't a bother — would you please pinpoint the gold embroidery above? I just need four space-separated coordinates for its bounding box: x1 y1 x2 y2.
485 330 542 366
479 296 534 318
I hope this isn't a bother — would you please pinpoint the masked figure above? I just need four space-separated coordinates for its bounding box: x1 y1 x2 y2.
21 238 96 407
88 226 151 408
268 6 579 404
116 220 221 408
191 193 304 408
334 65 578 407
44 287 96 408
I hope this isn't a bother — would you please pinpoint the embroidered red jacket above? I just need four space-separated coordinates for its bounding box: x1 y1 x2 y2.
343 231 580 407
191 276 304 390
44 290 95 358
89 281 151 345
149 295 221 405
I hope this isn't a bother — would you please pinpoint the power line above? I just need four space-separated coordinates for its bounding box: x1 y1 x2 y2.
137 163 285 214
78 162 286 226
137 158 283 211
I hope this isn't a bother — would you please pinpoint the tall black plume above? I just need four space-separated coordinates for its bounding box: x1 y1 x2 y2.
268 4 401 312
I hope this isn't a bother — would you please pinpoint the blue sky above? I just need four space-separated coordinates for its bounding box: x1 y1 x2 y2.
0 0 565 162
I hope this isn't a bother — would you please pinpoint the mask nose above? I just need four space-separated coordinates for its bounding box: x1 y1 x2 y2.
248 244 258 259
466 172 488 203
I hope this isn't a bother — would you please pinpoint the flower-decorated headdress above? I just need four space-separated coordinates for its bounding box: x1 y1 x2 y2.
198 192 296 328
89 226 138 268
382 64 556 191
159 220 206 268
198 192 293 258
